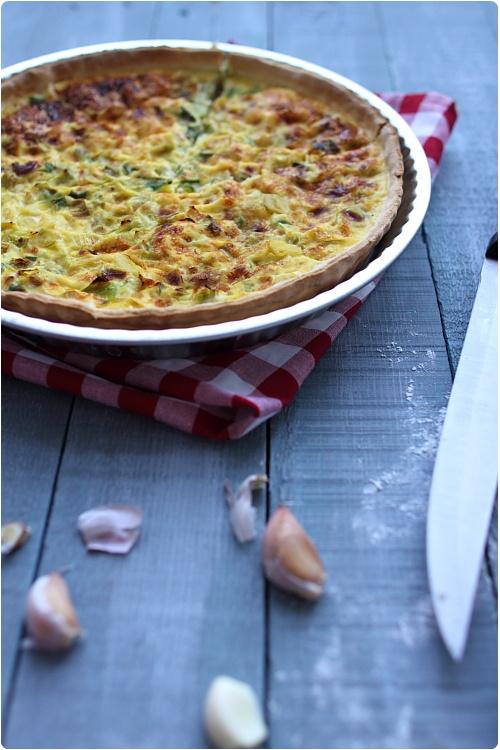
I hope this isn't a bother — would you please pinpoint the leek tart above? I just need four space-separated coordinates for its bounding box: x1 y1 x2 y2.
2 48 403 328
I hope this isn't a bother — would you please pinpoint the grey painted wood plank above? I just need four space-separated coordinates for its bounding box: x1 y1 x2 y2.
378 0 498 632
2 1 269 69
1 2 159 67
377 1 498 372
149 2 213 42
209 2 268 47
268 3 497 748
153 1 268 47
1 379 72 708
268 234 497 750
5 401 267 749
272 1 393 90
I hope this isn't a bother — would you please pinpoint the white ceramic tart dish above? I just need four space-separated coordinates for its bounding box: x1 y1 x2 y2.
2 41 431 357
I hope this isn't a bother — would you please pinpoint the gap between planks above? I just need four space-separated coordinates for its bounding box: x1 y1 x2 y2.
2 397 76 728
376 0 497 606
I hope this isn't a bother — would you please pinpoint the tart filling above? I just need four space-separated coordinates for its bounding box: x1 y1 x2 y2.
2 53 403 328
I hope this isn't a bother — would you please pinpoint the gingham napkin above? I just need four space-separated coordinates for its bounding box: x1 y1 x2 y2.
2 93 457 440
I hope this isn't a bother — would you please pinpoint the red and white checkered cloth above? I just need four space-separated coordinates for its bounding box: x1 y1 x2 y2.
2 93 457 440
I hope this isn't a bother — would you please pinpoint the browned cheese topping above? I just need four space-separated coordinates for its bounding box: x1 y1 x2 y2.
2 70 389 309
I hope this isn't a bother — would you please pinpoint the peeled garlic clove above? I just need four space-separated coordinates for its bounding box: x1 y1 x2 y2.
262 506 326 600
228 499 257 544
77 504 143 554
26 572 82 651
204 675 268 749
1 522 31 556
224 475 268 543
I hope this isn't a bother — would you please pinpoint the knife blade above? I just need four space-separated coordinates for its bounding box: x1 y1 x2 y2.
427 234 498 661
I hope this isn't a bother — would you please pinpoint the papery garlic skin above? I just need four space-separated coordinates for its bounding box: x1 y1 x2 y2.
262 506 326 601
263 558 324 599
2 522 31 556
204 676 268 749
77 504 143 554
224 475 268 543
26 572 82 651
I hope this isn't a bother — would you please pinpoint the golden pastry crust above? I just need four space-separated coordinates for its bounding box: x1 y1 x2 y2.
2 47 403 329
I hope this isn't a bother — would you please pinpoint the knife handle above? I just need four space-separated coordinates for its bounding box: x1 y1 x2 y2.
486 233 498 260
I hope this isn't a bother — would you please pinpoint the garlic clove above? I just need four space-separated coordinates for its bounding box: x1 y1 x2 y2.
233 475 268 503
77 504 143 554
1 522 31 556
262 506 326 600
228 499 257 544
204 675 268 749
25 572 82 651
224 474 268 543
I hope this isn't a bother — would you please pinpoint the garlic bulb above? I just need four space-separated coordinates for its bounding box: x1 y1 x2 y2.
77 504 143 554
224 474 268 543
25 572 82 651
262 506 326 600
204 675 268 749
2 522 31 556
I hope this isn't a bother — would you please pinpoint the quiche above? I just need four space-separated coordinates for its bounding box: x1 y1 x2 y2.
1 48 403 329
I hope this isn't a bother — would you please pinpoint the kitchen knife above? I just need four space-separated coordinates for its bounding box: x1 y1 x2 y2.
427 234 498 661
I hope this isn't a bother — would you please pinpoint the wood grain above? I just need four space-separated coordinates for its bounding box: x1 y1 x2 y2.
1 2 159 66
210 1 268 47
377 0 498 638
271 1 393 90
1 380 72 708
267 234 497 749
377 1 498 372
0 0 265 68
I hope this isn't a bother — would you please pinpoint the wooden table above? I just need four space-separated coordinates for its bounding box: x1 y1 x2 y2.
2 3 497 748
